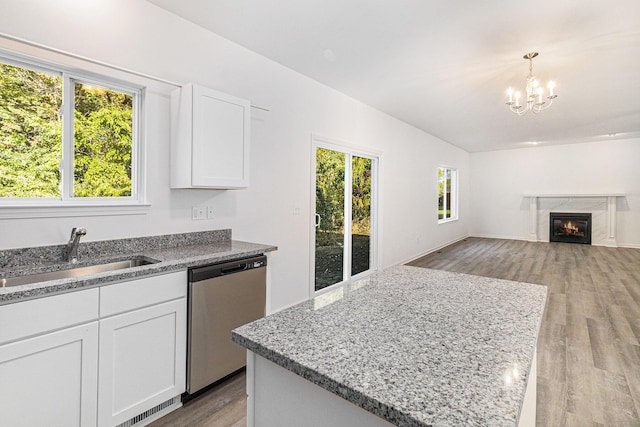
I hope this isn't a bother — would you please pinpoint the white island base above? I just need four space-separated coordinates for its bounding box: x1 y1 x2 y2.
245 350 537 427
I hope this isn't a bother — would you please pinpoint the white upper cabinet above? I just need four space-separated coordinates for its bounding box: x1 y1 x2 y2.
171 83 250 189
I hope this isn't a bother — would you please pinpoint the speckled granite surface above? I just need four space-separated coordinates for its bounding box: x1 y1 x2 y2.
0 229 276 305
233 266 547 427
0 229 231 269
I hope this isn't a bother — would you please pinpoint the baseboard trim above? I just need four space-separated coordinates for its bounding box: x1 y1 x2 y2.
399 234 470 266
468 233 531 241
464 234 640 249
618 243 640 249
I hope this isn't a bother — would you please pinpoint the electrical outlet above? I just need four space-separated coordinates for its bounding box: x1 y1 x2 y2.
192 206 206 220
207 206 215 219
293 206 301 215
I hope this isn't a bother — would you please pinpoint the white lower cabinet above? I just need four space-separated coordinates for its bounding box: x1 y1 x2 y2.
0 322 99 427
0 289 100 427
97 270 187 427
98 298 186 426
0 270 187 427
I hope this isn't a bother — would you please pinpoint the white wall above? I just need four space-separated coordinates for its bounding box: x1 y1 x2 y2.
0 0 469 311
469 138 640 248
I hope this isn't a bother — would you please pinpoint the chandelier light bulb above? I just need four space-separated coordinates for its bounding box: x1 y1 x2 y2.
547 81 556 97
505 52 558 115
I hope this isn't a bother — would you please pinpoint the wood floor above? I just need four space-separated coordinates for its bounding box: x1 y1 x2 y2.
149 371 247 427
151 238 640 427
408 238 640 427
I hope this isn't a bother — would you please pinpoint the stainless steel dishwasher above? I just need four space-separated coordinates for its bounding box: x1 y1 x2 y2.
185 255 266 398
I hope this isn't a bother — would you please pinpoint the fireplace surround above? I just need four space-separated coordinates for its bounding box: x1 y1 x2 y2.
524 193 624 247
549 212 592 244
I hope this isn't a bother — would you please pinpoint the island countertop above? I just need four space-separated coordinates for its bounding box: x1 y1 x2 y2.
233 266 547 426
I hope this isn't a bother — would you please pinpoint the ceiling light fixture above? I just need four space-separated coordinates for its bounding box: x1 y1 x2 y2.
506 52 557 115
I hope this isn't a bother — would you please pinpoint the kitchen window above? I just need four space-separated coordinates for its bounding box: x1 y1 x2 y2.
0 53 146 217
438 166 457 222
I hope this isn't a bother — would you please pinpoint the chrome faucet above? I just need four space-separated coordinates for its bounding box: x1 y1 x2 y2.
66 227 87 263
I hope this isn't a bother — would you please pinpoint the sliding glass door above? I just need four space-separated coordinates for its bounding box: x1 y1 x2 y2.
351 155 372 277
313 141 377 292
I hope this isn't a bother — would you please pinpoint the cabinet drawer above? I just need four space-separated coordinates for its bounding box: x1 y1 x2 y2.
0 288 99 345
100 271 187 317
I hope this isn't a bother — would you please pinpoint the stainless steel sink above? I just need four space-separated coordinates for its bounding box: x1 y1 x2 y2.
1 257 158 288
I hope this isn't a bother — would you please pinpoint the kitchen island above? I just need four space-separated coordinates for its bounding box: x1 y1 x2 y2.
233 266 547 427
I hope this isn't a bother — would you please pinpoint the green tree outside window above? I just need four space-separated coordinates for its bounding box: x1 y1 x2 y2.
0 60 136 199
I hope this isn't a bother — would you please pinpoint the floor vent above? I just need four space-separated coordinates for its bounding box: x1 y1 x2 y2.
116 396 179 427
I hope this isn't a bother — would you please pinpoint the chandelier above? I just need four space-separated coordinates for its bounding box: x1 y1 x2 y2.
506 52 557 115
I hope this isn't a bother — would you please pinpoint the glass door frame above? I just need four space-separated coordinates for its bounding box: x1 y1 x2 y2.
309 134 380 297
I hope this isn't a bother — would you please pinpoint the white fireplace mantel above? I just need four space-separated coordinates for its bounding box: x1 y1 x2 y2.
523 193 626 198
524 193 626 247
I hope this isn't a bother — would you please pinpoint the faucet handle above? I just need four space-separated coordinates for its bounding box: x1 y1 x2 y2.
71 227 87 236
66 227 87 263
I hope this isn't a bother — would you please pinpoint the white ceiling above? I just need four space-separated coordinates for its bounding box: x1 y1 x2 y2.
148 0 640 152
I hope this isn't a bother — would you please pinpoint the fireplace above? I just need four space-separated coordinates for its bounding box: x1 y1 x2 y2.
549 212 592 244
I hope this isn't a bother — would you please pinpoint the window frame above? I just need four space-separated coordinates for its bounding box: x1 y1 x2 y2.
437 166 458 224
310 134 380 298
0 51 148 219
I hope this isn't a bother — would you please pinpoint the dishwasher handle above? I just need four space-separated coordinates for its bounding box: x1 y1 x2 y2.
220 264 247 275
189 255 267 283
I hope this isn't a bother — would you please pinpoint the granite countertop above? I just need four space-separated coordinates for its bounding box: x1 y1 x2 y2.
233 266 547 427
0 229 276 305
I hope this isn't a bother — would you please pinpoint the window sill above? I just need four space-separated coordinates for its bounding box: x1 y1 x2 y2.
0 203 151 219
438 217 459 225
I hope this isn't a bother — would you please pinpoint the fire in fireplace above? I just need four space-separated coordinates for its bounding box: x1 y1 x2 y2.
549 212 592 244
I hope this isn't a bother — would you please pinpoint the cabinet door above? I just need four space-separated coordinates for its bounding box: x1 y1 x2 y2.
98 298 186 427
0 322 99 427
192 85 250 188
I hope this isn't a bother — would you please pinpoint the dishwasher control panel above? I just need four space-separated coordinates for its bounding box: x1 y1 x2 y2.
189 255 267 282
250 259 266 269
